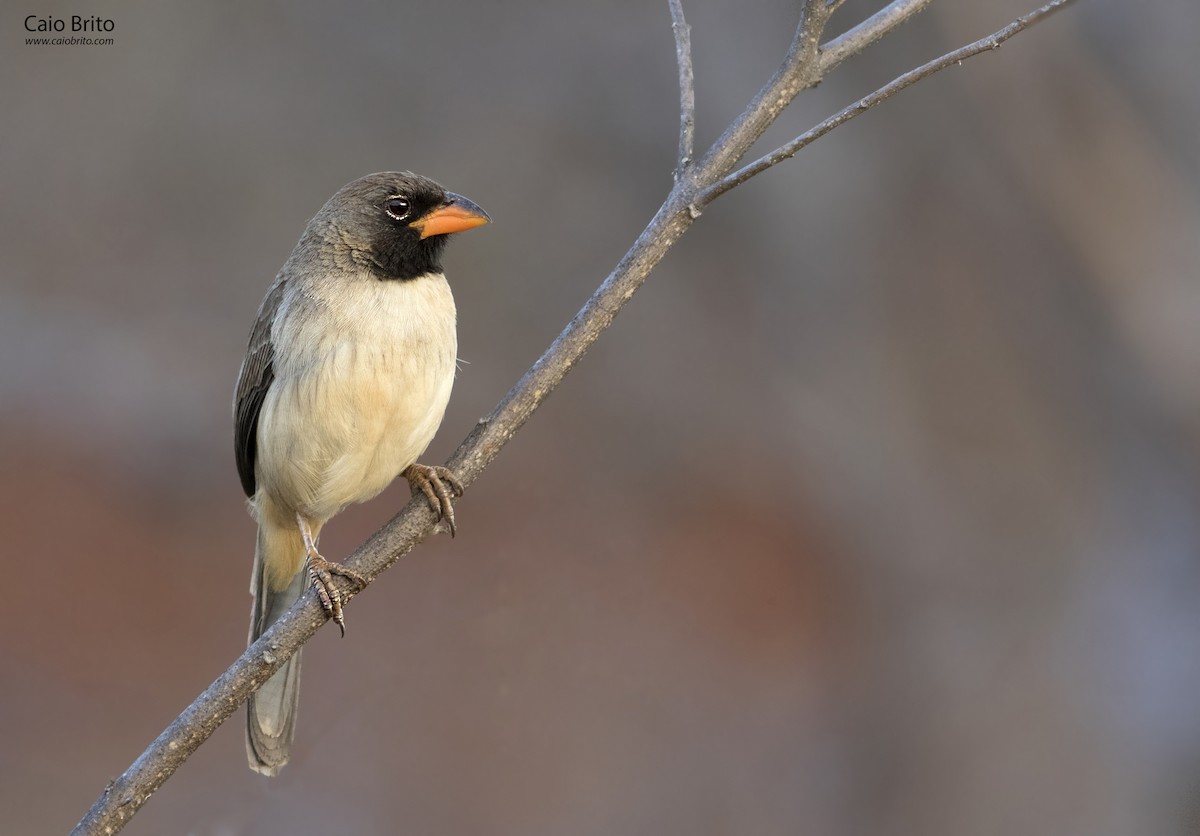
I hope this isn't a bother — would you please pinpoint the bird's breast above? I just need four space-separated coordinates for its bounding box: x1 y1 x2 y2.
256 271 458 521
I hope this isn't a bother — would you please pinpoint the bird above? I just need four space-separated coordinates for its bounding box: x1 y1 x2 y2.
233 171 489 776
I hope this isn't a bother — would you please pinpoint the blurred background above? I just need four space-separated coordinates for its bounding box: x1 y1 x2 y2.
3 0 1198 833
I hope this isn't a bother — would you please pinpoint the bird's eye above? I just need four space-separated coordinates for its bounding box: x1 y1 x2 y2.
384 197 412 221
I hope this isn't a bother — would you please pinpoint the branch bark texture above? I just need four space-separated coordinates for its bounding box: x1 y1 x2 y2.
72 1 1075 832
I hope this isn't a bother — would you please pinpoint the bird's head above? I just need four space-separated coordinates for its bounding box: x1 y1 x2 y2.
309 171 489 281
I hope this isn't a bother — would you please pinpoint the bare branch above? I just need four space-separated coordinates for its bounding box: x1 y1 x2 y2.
669 0 695 178
819 0 934 75
70 1 1077 832
698 0 1077 207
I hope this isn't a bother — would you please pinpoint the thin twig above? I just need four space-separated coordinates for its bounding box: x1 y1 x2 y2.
70 1 1075 832
819 0 934 75
698 0 1077 206
669 0 695 178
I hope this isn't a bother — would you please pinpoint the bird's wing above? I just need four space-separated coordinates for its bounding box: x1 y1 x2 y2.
233 276 286 498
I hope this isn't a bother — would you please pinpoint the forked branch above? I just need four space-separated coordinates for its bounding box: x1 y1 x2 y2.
699 0 1076 205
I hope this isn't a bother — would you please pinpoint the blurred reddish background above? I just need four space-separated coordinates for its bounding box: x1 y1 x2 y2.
3 1 1199 834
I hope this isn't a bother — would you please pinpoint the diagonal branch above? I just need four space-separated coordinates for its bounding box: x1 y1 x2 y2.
71 1 1075 833
698 0 1078 207
669 0 695 178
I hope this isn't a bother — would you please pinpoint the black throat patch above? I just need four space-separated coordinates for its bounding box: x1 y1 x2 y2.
369 230 449 281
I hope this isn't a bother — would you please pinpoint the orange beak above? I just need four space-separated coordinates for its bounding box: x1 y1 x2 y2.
413 192 490 239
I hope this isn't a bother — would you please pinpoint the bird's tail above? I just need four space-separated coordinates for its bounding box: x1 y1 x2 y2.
246 519 307 776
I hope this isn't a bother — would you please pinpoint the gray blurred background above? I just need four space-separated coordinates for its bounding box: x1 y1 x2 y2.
4 1 1199 833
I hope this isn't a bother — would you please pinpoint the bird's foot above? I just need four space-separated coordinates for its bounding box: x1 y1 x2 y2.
307 553 367 637
403 463 465 537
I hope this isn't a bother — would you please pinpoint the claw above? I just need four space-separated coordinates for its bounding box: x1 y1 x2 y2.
307 554 367 637
296 512 367 636
403 463 465 536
